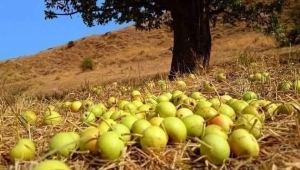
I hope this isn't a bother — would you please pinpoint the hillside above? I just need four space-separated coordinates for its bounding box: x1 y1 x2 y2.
0 24 282 97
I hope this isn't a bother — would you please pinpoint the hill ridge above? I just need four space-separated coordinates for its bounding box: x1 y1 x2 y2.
0 24 278 96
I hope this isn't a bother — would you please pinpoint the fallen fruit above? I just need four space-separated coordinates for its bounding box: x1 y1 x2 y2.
182 114 205 138
155 101 177 118
234 114 262 139
70 100 82 112
32 160 71 170
49 132 79 157
9 138 36 161
176 107 194 119
200 134 230 166
202 124 228 140
131 119 152 135
207 114 233 133
194 106 218 120
111 123 131 143
43 110 62 126
242 91 258 102
97 131 125 160
161 117 187 143
120 115 139 130
20 110 37 125
140 126 168 152
79 127 102 153
228 128 260 158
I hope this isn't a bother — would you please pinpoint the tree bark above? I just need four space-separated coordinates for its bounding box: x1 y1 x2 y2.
168 0 212 81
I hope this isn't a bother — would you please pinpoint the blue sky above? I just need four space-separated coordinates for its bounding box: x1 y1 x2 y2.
0 1 133 61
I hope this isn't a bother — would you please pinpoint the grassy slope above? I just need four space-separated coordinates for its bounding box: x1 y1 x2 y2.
0 23 280 97
1 5 300 169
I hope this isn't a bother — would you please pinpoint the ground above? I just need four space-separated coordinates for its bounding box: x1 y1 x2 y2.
0 23 277 97
1 21 300 170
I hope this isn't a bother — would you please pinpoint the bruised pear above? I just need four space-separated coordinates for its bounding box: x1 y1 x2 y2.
207 114 233 133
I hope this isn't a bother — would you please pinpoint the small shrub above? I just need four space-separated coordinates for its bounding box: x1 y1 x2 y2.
67 41 75 48
80 57 95 72
107 33 118 39
237 51 256 67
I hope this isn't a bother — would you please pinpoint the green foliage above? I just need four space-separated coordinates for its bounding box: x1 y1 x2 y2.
80 57 95 72
277 0 300 46
210 0 284 33
44 0 285 34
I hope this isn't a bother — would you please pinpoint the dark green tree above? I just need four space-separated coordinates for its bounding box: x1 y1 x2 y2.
282 0 300 45
44 0 285 80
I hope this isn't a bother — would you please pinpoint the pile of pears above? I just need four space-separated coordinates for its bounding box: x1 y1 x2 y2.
12 86 296 169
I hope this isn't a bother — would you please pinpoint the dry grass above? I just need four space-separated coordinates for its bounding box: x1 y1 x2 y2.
1 46 300 169
0 22 279 97
1 9 300 169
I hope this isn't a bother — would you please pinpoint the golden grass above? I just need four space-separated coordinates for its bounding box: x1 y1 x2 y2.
1 8 300 169
0 21 280 97
1 48 300 169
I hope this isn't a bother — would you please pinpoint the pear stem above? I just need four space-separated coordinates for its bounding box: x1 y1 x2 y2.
38 138 81 161
122 133 143 138
200 122 207 139
88 122 97 126
99 117 114 130
125 141 138 146
248 119 258 134
193 137 213 150
67 120 84 132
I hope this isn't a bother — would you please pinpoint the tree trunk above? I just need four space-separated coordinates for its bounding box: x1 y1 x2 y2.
168 0 211 81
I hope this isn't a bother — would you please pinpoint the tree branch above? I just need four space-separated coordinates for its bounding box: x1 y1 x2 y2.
154 0 174 10
210 8 225 16
53 10 80 16
48 1 145 16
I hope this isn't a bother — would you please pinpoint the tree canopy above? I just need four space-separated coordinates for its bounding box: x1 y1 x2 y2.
44 0 286 80
45 0 284 32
